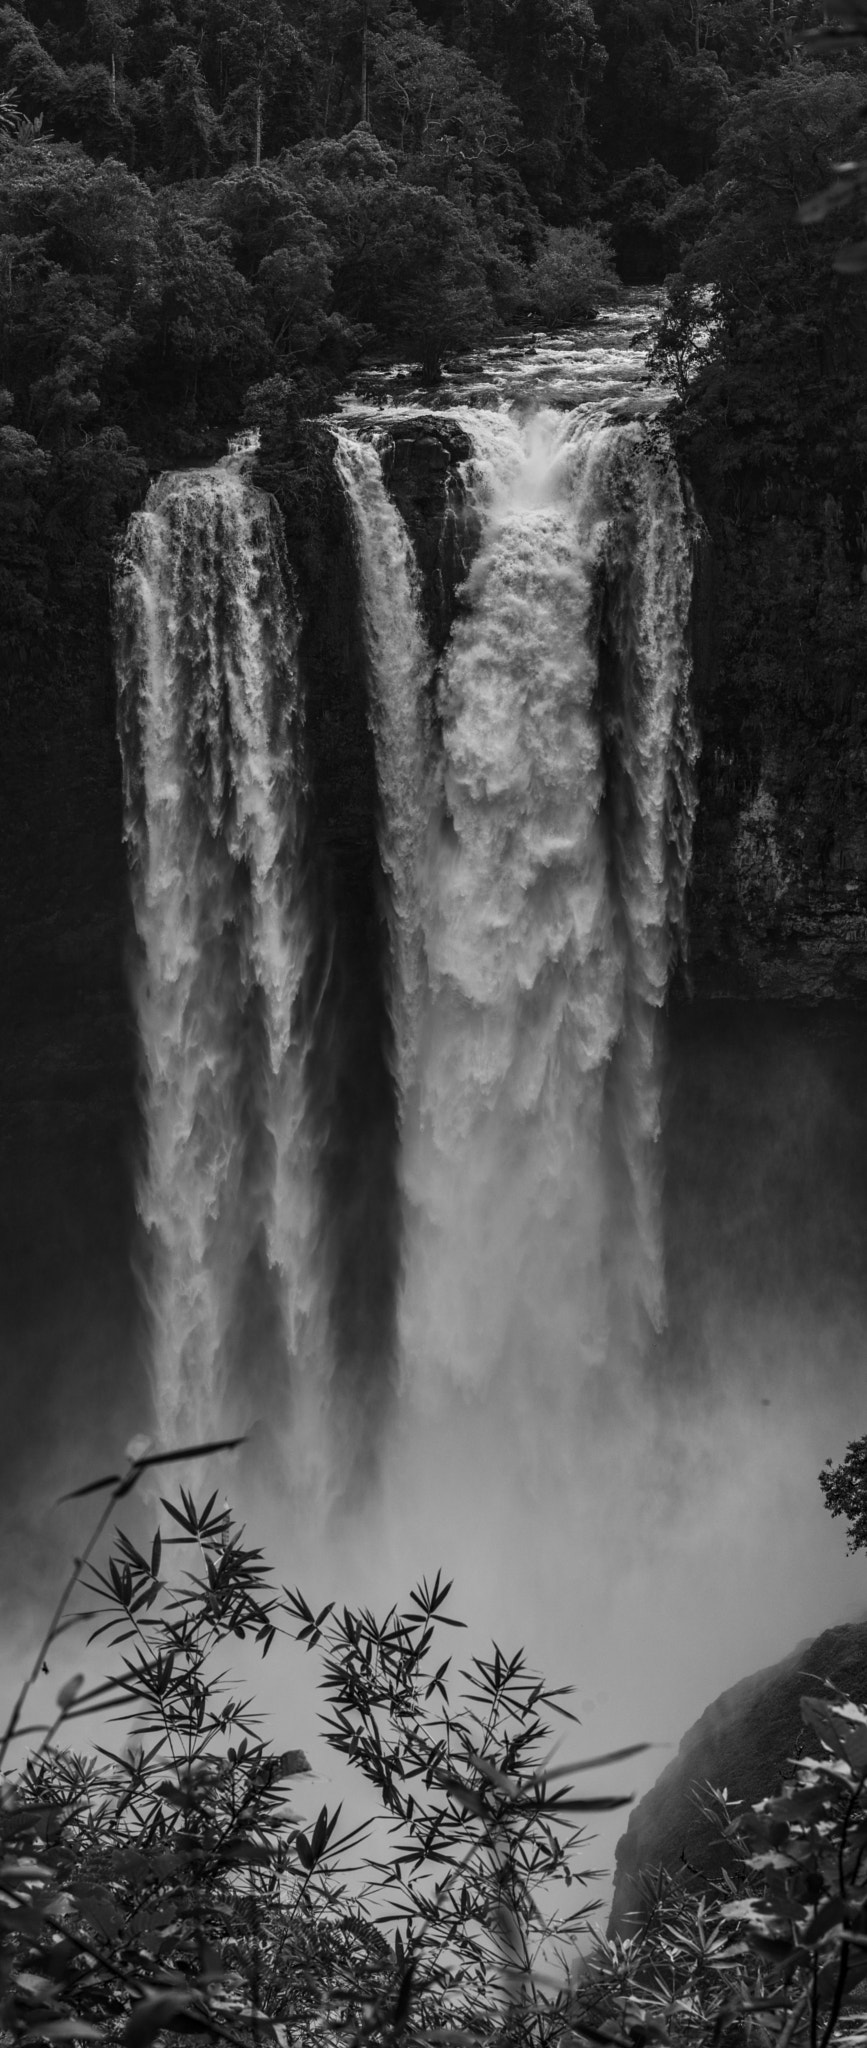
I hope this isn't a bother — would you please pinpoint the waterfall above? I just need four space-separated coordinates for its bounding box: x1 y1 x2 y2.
115 461 317 1444
115 385 697 1460
369 407 699 1402
331 429 433 1101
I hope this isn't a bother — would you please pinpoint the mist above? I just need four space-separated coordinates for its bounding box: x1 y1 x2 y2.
6 993 866 1926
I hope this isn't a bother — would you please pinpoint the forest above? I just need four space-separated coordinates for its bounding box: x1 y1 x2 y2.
2 0 867 658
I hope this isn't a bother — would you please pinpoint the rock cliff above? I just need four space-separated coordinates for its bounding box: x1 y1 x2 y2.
257 425 403 1475
377 417 476 654
608 1621 867 1937
686 470 867 1002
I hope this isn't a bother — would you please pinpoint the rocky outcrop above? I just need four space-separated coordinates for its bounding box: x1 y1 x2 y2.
378 417 476 653
260 428 403 1471
609 1621 867 1938
685 472 867 1002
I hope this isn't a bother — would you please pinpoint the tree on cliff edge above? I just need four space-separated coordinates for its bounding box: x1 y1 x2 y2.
820 1435 867 1552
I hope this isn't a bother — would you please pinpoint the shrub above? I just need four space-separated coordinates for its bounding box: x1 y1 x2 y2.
12 1444 867 2048
820 1436 867 1555
0 1442 637 2048
525 229 619 330
575 1691 867 2048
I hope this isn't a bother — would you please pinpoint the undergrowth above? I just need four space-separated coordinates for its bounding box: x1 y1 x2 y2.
3 1440 867 2048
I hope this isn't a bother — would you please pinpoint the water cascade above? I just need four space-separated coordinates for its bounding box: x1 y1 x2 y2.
115 458 318 1446
338 408 698 1410
115 315 698 1465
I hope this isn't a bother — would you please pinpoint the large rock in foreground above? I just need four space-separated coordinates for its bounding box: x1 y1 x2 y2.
609 1621 867 1937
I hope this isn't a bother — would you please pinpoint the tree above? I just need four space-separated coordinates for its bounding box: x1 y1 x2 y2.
798 0 867 273
0 1451 634 2048
159 46 220 178
485 0 607 216
303 0 395 133
144 196 266 406
820 1433 867 1551
192 0 313 166
526 224 619 324
650 65 867 462
83 0 136 110
0 141 158 443
283 130 495 376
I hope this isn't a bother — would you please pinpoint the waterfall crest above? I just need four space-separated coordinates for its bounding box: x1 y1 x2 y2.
115 462 317 1443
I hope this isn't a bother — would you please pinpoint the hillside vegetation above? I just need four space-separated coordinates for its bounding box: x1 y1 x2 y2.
1 0 866 988
6 1446 867 2048
0 2 864 470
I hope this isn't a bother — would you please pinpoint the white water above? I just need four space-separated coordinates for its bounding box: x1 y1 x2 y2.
336 402 697 1410
116 300 697 1464
343 293 665 418
115 464 318 1444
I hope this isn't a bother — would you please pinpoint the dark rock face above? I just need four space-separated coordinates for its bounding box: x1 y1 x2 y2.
685 470 867 1002
609 1621 867 1937
252 415 475 1482
272 422 476 1480
378 416 476 653
261 429 403 1481
0 530 143 1570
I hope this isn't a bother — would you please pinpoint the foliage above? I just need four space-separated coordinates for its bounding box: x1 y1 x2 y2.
281 134 496 378
648 65 867 471
820 1437 867 1554
526 226 619 326
285 1578 642 2031
798 0 867 273
0 1448 638 2048
576 1690 867 2048
11 1447 867 2048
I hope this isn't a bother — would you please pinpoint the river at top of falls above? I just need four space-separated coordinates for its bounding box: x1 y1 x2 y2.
333 294 698 1423
339 289 664 421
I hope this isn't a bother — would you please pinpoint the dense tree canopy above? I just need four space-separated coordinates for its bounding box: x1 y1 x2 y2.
0 0 865 657
0 0 864 429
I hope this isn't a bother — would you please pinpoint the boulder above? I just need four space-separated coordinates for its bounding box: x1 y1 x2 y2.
608 1621 867 1937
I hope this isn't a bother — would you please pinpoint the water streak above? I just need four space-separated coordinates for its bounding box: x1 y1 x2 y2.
115 465 316 1442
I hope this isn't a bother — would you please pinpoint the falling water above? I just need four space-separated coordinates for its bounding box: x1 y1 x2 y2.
116 345 697 1462
338 406 700 1406
115 460 317 1444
